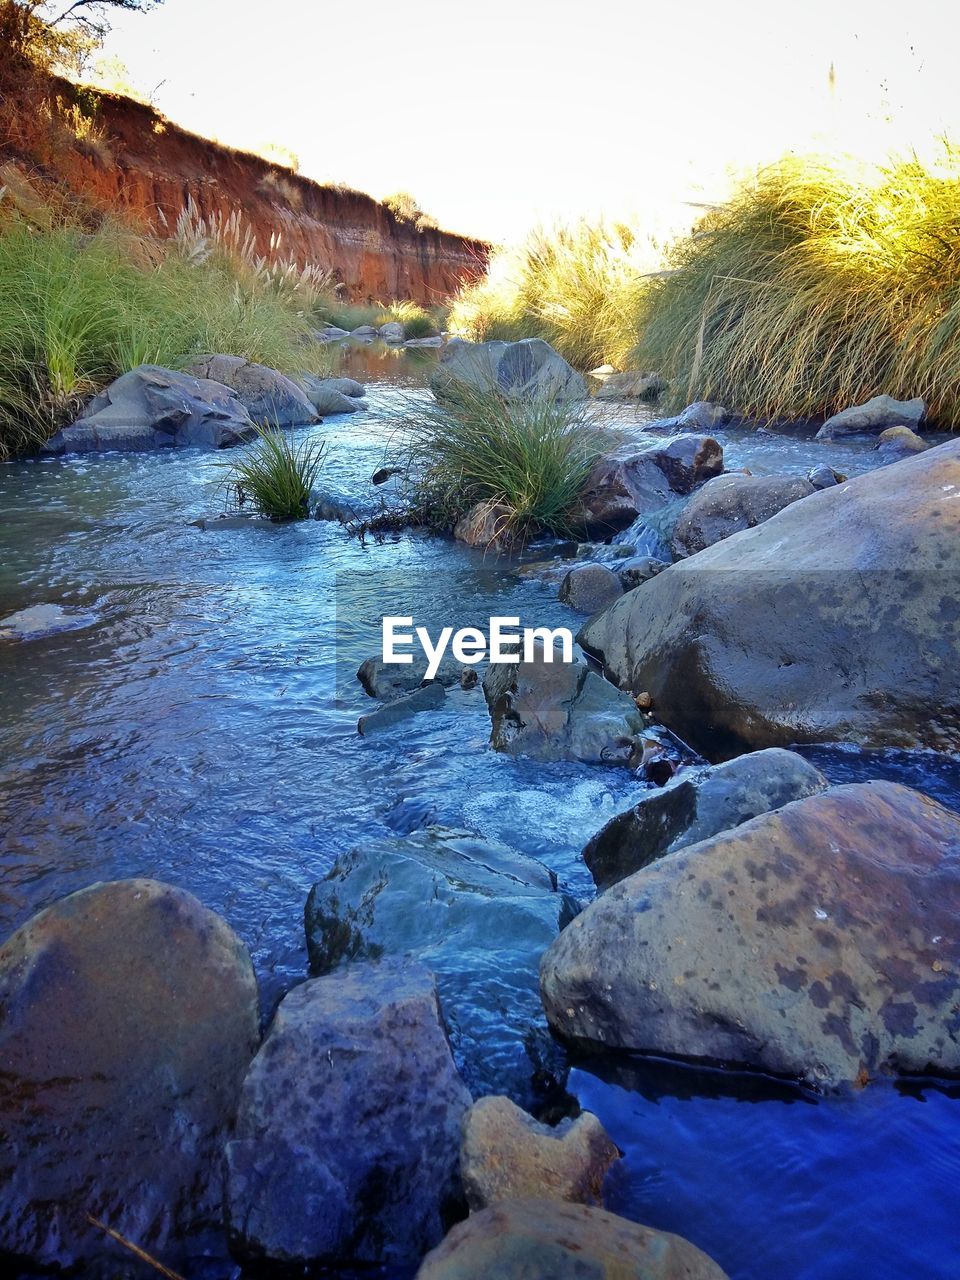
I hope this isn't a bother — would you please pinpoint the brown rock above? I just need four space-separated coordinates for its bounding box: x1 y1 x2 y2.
672 472 815 556
454 500 518 550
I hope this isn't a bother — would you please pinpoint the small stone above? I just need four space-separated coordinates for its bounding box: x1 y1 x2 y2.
635 691 652 710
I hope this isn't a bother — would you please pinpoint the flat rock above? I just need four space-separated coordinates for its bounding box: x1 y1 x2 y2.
542 782 960 1090
0 879 259 1273
0 602 97 640
357 680 446 735
672 473 815 556
817 394 925 438
415 1198 729 1280
225 960 470 1267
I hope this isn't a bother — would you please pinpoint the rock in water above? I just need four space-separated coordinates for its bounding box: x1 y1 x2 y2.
460 1096 620 1210
578 441 960 755
817 394 924 438
431 337 587 401
297 373 362 414
185 354 318 426
453 500 519 550
558 563 623 614
541 782 960 1090
583 748 828 890
0 879 259 1274
672 473 815 556
575 436 723 538
304 827 570 1102
415 1199 729 1280
43 365 256 454
593 371 666 401
225 960 470 1267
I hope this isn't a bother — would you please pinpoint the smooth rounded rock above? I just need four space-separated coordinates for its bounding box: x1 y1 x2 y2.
558 563 623 614
673 473 815 556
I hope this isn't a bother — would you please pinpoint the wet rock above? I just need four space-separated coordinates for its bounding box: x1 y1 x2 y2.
304 827 569 1101
313 491 362 522
578 441 960 755
575 435 724 537
185 354 318 426
618 555 668 590
351 324 378 337
225 960 469 1267
372 464 405 485
593 371 666 401
379 320 406 343
192 514 279 530
415 1199 729 1280
358 680 445 735
0 602 97 640
558 563 623 614
877 425 929 461
454 500 518 550
43 365 256 454
583 748 828 890
460 1096 620 1210
0 879 259 1274
406 335 444 347
317 324 350 340
542 781 960 1090
807 464 846 489
482 650 644 765
817 394 925 438
297 373 361 414
323 376 365 397
432 337 587 401
672 472 816 556
644 401 732 434
357 653 465 700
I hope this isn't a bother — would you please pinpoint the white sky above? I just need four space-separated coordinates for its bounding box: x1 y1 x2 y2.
97 0 960 243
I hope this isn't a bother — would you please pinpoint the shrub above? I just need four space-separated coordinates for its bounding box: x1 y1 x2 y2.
390 383 605 541
220 426 324 521
635 146 960 424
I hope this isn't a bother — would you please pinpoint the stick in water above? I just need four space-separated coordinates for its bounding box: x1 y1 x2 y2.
85 1215 187 1280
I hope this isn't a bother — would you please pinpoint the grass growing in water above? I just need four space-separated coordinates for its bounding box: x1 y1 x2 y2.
636 146 960 424
391 383 605 541
221 427 325 521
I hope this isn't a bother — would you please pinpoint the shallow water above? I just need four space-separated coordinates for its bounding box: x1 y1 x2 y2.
1 358 958 1278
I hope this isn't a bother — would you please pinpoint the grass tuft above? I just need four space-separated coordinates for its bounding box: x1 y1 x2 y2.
219 426 325 521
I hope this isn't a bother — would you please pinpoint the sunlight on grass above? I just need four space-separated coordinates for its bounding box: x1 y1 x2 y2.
219 426 325 521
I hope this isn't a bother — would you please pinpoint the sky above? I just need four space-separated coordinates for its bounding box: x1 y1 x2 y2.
92 0 960 244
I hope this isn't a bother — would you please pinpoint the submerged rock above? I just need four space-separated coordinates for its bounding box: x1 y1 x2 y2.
877 425 929 461
43 365 256 454
304 827 570 1102
185 354 318 426
672 472 815 556
817 394 924 438
482 651 644 765
297 373 362 414
618 554 668 590
0 879 259 1274
542 782 960 1090
578 441 960 755
415 1199 729 1280
558 563 623 614
357 680 446 735
0 602 97 640
432 337 587 401
225 960 469 1268
583 748 828 890
358 653 465 700
460 1096 620 1210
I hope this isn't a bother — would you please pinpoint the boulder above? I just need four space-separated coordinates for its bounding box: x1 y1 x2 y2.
578 441 960 755
644 401 732 434
225 960 470 1267
43 365 256 454
351 324 378 337
583 748 828 890
185 354 318 426
454 500 518 550
672 473 815 556
877 425 929 461
358 653 465 700
558 563 623 614
304 828 570 1101
431 337 587 402
593 371 666 401
379 320 406 343
357 680 446 735
575 435 724 537
297 374 361 414
542 782 960 1090
482 651 644 765
618 555 668 590
817 394 924 439
316 325 349 340
807 464 845 489
323 376 365 397
460 1096 620 1210
415 1199 729 1280
0 880 259 1273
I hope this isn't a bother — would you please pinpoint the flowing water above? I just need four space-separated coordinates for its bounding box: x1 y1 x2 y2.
1 350 958 1279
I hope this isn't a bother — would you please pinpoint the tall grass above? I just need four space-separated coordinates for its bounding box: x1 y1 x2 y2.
0 204 336 459
448 221 656 370
636 146 960 424
220 426 325 521
313 295 443 337
391 383 606 540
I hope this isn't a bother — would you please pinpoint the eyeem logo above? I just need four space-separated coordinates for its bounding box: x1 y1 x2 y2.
383 616 575 680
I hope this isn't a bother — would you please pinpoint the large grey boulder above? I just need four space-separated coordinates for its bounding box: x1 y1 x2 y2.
304 827 571 1102
574 435 724 537
583 748 828 890
482 651 644 765
185 354 318 426
542 782 960 1091
0 880 259 1274
225 960 470 1268
297 374 362 414
672 472 815 556
578 441 960 755
817 394 924 438
431 337 587 401
415 1199 729 1280
43 365 256 453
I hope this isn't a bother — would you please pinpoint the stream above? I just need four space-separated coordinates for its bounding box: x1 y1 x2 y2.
1 347 958 1279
